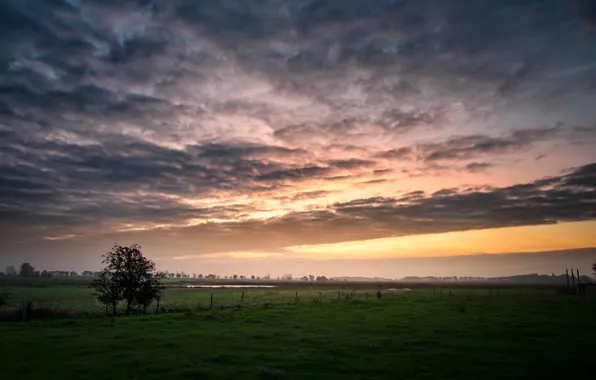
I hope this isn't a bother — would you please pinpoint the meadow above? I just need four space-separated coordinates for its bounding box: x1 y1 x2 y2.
0 278 595 379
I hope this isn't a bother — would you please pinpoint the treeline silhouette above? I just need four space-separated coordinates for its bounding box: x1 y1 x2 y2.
3 264 595 286
1 263 100 278
401 273 594 284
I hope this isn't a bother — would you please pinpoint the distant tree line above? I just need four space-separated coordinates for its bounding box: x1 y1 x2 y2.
400 273 595 284
0 263 94 278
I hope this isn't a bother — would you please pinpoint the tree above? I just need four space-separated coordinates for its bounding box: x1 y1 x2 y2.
98 244 163 315
593 261 596 279
135 274 165 314
91 271 123 316
19 262 35 277
309 275 315 281
5 265 16 276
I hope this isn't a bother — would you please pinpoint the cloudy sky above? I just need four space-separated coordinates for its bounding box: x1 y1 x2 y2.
1 0 596 277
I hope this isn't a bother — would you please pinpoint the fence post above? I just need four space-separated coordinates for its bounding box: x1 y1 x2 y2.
576 269 581 294
337 291 340 300
566 269 570 289
210 294 214 310
240 291 245 308
295 292 298 305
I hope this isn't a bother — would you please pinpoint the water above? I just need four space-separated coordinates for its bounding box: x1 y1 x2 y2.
180 285 277 289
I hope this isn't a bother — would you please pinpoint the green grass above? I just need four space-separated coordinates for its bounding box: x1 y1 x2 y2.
1 292 595 379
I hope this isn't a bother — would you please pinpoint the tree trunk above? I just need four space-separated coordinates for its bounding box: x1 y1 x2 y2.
112 301 117 316
126 298 132 315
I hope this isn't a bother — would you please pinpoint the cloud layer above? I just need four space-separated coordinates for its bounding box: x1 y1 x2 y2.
1 0 596 259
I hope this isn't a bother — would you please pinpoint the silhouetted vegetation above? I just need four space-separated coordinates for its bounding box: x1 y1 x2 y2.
19 262 35 277
4 265 16 276
91 244 164 316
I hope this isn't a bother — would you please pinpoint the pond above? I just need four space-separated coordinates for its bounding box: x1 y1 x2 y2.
179 285 277 289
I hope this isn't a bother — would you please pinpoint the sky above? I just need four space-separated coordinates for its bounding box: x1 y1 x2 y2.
1 0 596 278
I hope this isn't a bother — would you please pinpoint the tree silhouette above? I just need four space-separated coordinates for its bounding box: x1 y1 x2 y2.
97 244 164 315
593 261 596 279
19 262 35 277
91 271 123 316
5 265 16 276
135 274 164 314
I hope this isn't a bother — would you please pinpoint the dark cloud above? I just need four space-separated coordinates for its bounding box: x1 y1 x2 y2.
375 147 413 160
421 127 596 162
577 0 596 27
466 162 492 173
256 166 333 181
327 158 376 169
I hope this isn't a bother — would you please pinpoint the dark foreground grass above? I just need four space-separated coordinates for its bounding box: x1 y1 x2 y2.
1 294 595 380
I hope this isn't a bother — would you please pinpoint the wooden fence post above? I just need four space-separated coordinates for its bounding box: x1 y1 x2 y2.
210 294 214 310
565 269 570 289
295 292 298 305
240 291 245 307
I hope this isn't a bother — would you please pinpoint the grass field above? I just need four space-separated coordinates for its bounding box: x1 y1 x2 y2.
1 280 595 380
